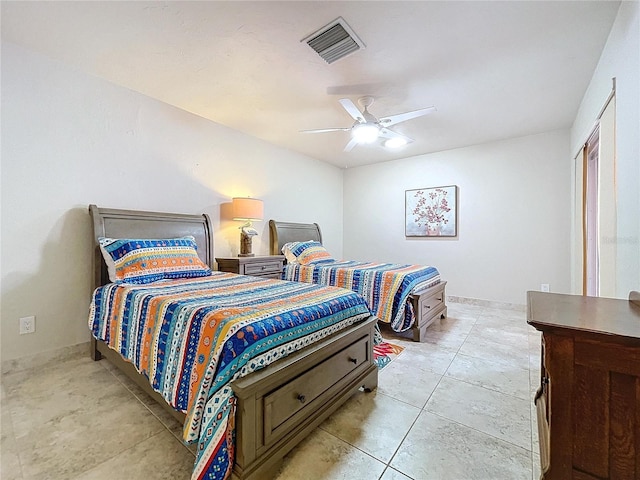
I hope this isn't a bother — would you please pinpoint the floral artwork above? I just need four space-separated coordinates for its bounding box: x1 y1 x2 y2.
405 186 458 237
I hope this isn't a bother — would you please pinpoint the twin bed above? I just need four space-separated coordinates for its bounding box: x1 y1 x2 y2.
88 205 378 480
269 220 447 342
87 205 446 480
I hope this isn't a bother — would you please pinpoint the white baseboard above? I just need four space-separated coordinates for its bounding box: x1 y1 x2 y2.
447 295 526 312
1 341 90 375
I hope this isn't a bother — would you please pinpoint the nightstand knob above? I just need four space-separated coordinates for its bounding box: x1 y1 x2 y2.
297 394 306 404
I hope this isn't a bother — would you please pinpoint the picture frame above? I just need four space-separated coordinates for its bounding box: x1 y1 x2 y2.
405 185 458 237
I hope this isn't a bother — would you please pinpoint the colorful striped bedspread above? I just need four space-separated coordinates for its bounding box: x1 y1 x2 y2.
282 261 440 332
88 272 371 480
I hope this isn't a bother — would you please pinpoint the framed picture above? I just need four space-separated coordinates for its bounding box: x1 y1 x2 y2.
405 185 458 237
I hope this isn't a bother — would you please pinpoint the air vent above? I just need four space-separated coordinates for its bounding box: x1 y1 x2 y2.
302 17 365 64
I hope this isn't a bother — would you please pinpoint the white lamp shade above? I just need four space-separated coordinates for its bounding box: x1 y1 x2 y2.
232 197 264 221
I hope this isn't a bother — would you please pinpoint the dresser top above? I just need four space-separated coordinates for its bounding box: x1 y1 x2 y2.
216 255 284 265
527 291 640 340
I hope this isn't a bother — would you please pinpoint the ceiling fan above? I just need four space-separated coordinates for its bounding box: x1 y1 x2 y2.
301 96 436 151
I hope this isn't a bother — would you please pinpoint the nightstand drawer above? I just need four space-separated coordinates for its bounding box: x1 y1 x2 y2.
244 261 282 276
215 256 285 279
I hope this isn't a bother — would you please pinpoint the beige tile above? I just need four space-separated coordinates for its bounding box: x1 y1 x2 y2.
392 342 457 376
446 303 485 320
4 358 120 437
467 324 529 349
1 397 16 439
321 390 421 463
532 452 542 480
429 314 477 334
377 352 442 408
476 311 529 333
1 342 90 375
529 348 542 372
447 300 487 312
390 411 532 480
276 428 386 480
481 307 527 320
1 303 537 480
425 376 531 450
445 353 531 400
1 405 23 480
73 430 194 480
101 360 193 451
0 445 23 480
13 378 165 479
2 355 104 391
380 467 413 480
528 330 542 349
422 325 471 350
458 334 530 370
531 400 540 456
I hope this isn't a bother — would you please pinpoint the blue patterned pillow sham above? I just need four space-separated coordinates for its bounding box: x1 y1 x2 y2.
281 241 334 265
98 236 212 284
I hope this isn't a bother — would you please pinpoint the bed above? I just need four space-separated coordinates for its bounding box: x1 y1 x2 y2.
88 205 378 480
269 220 447 342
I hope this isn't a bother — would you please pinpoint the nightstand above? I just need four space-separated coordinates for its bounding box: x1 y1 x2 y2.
215 255 285 279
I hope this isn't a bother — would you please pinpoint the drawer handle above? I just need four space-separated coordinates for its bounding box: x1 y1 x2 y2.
425 305 431 309
297 394 306 404
534 377 549 404
261 265 266 270
348 357 358 364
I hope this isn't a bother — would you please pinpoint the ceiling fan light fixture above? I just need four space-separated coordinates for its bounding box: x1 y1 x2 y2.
384 137 408 148
352 123 379 143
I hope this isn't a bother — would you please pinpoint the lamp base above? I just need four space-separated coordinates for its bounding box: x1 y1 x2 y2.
239 231 255 257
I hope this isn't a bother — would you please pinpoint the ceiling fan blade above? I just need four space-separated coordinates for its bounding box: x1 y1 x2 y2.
379 128 413 142
379 106 437 127
300 127 351 134
343 137 359 152
339 98 365 122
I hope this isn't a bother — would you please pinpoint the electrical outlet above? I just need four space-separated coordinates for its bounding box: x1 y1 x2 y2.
19 316 36 335
541 284 550 293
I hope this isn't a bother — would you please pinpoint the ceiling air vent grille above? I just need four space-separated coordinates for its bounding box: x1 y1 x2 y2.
302 17 365 64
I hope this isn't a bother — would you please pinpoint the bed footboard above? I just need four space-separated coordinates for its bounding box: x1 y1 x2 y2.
409 281 447 342
231 315 378 479
91 316 378 480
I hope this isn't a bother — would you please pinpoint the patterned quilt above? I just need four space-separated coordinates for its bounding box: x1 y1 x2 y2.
88 272 371 480
282 261 440 332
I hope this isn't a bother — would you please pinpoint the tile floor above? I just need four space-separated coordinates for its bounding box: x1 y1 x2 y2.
1 303 542 480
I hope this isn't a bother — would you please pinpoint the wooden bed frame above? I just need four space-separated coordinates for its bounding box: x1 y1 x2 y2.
88 205 378 480
269 219 447 342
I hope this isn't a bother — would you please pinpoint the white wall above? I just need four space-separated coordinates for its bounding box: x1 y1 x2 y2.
343 131 572 306
570 1 640 298
0 42 344 362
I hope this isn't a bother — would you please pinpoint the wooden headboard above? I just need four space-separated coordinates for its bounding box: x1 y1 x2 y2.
269 220 322 256
89 204 213 289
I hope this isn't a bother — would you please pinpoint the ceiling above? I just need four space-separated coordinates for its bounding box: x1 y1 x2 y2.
1 1 621 168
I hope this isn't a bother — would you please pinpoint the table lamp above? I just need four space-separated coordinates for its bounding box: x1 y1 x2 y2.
232 197 264 257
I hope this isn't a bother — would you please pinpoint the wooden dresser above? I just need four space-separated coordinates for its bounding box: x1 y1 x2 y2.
527 291 640 480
